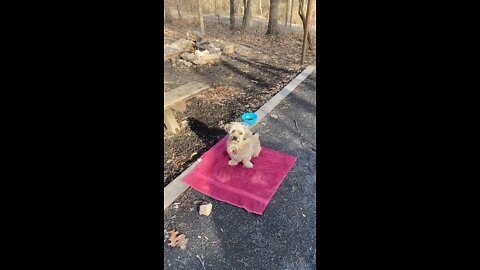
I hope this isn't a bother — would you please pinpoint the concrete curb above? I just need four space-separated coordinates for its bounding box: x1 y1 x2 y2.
164 65 316 211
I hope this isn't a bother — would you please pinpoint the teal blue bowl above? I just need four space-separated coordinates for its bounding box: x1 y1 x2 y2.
241 112 257 125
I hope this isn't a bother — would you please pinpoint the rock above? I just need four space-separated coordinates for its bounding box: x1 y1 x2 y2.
193 31 203 40
206 44 221 54
177 59 193 67
199 203 212 216
197 39 210 46
179 50 222 65
187 31 203 42
195 50 206 58
169 38 195 52
193 50 221 65
197 43 209 51
180 52 196 62
223 44 235 54
186 32 195 41
194 49 205 56
197 39 213 51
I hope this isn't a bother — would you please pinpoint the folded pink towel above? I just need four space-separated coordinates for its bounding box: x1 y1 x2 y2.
182 136 296 215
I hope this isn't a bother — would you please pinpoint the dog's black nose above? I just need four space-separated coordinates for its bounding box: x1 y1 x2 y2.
232 136 237 141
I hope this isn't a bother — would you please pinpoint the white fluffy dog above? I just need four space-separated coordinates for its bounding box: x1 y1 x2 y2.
224 122 261 168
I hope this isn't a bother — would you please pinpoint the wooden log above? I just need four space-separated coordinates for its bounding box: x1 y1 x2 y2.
171 100 187 113
164 82 210 109
164 107 181 134
164 82 210 134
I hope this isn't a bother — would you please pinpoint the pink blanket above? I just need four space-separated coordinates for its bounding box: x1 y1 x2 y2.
182 136 296 215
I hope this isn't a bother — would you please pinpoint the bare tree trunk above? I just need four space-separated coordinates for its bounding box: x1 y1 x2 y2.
266 0 279 35
259 0 263 17
215 0 220 23
289 0 294 28
243 0 247 19
176 0 182 19
198 0 205 35
230 0 235 29
247 0 253 27
244 0 252 27
264 1 270 22
311 4 316 25
241 0 253 40
237 0 242 16
300 0 313 63
241 0 246 23
285 0 291 26
165 7 173 23
298 0 312 49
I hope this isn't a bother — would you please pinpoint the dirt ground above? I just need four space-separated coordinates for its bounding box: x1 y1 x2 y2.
164 19 316 187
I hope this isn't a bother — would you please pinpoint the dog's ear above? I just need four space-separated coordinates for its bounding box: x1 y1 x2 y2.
224 123 231 133
243 125 253 137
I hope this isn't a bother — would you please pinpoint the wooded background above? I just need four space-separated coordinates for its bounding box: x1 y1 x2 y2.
164 0 316 27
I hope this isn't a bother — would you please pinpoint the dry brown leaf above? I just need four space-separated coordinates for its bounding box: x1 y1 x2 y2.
168 229 188 249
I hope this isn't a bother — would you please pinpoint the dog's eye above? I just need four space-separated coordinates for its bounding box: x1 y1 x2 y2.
239 132 243 135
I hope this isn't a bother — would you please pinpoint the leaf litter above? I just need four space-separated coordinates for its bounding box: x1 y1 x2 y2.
167 229 188 250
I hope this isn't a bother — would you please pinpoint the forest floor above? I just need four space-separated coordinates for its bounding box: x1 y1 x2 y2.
163 18 316 187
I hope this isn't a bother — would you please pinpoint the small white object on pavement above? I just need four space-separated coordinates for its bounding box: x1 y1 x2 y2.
199 203 213 216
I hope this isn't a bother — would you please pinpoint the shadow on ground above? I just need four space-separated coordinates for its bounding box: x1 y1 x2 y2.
188 117 226 146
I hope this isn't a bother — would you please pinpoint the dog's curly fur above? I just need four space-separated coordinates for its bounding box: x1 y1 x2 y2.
225 122 261 168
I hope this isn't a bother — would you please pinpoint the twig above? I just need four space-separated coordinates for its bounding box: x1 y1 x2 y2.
196 255 207 270
300 140 306 149
294 119 300 133
237 260 249 267
175 259 185 264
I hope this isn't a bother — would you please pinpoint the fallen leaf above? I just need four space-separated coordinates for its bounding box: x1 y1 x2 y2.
168 229 188 249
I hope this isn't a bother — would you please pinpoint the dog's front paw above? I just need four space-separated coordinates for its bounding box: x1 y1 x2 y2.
228 160 238 166
243 162 254 169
